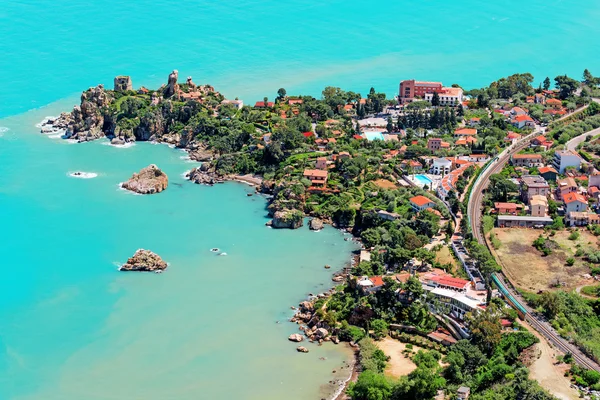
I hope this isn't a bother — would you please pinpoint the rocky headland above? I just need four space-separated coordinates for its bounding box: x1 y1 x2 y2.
120 249 168 272
121 164 168 194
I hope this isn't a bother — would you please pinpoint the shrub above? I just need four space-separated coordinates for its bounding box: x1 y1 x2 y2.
566 258 575 266
569 231 580 241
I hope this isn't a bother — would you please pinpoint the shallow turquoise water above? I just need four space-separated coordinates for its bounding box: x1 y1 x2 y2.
2 0 600 118
0 102 358 399
1 1 600 398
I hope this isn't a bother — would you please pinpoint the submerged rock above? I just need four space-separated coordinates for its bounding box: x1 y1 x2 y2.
122 164 168 194
120 249 167 272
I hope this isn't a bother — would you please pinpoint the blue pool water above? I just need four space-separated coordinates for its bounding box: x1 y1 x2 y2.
364 131 385 141
414 174 434 186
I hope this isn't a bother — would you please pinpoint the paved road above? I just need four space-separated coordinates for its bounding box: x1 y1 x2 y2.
467 124 600 372
566 127 600 151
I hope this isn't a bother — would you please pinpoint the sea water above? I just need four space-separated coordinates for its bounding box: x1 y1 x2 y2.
2 1 600 398
2 0 600 118
0 101 358 399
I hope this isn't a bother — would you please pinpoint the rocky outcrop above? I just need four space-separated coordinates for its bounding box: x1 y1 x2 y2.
296 346 309 353
114 76 133 91
135 108 165 141
272 210 303 229
186 76 196 89
186 166 226 185
120 249 167 272
164 70 179 98
122 164 168 194
309 218 324 231
288 334 304 343
65 85 113 142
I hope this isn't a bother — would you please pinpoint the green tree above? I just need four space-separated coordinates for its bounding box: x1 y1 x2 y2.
543 77 551 91
347 370 393 400
583 69 596 87
370 319 389 340
431 92 440 107
554 75 580 99
277 88 287 101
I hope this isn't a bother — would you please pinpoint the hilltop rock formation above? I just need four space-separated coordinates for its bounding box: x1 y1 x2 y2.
120 249 167 272
164 70 179 98
271 210 303 229
121 164 168 194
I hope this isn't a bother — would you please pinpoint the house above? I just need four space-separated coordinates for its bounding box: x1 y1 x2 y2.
437 162 473 199
530 135 553 150
497 215 553 228
511 114 535 129
589 171 600 188
410 195 436 211
511 153 543 168
589 186 600 202
400 159 423 171
556 177 578 200
254 101 274 108
456 136 477 146
457 386 471 400
221 99 244 109
337 151 351 160
538 166 558 181
454 128 477 137
520 175 550 203
357 276 385 294
303 169 328 187
399 80 443 104
422 272 471 292
468 117 481 126
288 99 303 105
567 211 600 227
534 93 546 104
494 202 518 215
467 154 489 163
315 157 328 170
431 158 452 175
510 106 528 116
427 138 443 151
546 98 563 110
553 150 581 174
377 210 401 221
563 192 588 214
424 87 464 106
530 195 548 217
504 131 522 145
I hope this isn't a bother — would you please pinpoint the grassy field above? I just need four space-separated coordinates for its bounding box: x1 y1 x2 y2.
435 245 459 272
493 228 599 291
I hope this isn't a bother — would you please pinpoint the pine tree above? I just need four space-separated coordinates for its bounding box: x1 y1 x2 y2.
543 77 551 91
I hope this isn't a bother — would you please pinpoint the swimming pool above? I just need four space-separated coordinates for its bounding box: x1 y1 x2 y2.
414 174 433 186
363 131 385 141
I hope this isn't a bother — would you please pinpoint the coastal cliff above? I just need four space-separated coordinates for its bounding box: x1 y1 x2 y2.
122 164 168 194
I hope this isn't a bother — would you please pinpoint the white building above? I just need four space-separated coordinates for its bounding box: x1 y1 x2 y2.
431 158 452 175
552 150 581 174
424 87 463 106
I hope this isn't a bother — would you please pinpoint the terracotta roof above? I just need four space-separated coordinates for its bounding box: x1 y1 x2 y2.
538 166 557 174
410 195 435 207
512 153 542 159
369 276 384 287
514 115 534 122
303 169 328 178
428 275 470 289
547 98 562 105
589 186 600 195
563 192 587 204
302 131 314 138
495 202 518 210
454 128 477 136
353 135 363 140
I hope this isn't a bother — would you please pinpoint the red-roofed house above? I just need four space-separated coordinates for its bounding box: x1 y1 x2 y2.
504 131 522 145
357 276 385 294
315 157 328 170
288 99 303 105
546 98 563 110
254 101 274 108
538 166 558 181
303 169 328 187
494 202 518 215
469 117 481 126
410 195 436 211
512 114 535 129
423 273 470 292
454 128 477 136
353 135 363 140
302 131 314 138
563 192 588 213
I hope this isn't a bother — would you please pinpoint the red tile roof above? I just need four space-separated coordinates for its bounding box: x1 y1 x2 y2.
429 275 470 289
302 131 314 138
563 192 587 204
454 128 477 136
514 115 534 122
410 195 435 207
538 166 557 174
370 276 384 287
494 202 518 210
353 135 363 140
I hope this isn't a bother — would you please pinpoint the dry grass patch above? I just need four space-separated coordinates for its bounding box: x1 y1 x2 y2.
435 245 458 271
372 179 398 190
493 228 598 292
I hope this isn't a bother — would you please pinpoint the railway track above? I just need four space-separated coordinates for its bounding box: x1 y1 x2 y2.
467 129 600 372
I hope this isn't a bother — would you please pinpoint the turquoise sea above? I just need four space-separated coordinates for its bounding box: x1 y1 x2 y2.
1 1 600 399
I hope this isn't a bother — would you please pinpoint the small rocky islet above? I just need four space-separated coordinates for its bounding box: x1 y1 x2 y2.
120 249 168 272
121 164 168 194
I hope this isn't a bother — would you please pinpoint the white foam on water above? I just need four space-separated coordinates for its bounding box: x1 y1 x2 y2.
181 169 192 179
0 127 8 137
101 140 136 148
35 116 57 128
48 133 63 139
68 171 98 179
117 183 142 195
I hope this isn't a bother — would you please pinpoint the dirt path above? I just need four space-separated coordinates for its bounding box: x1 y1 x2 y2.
522 320 579 400
376 337 418 378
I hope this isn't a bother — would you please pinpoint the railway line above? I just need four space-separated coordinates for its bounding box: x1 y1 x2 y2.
466 127 600 372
